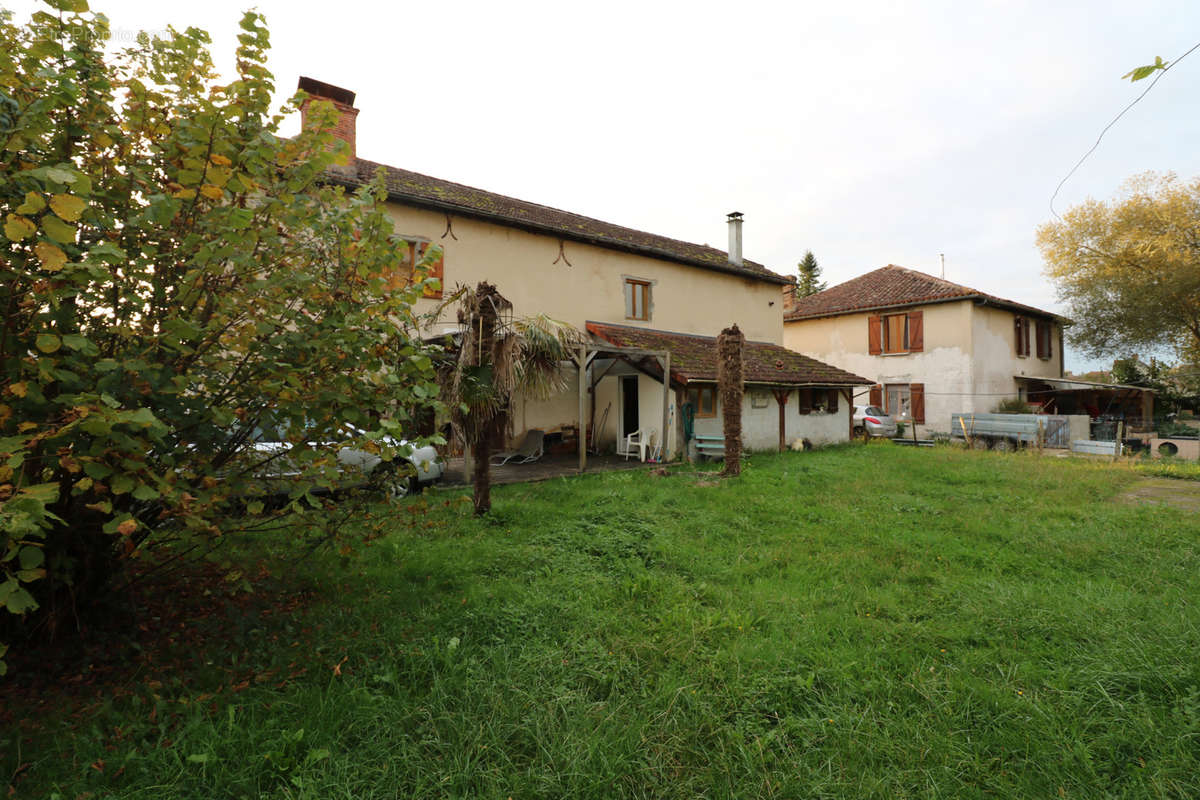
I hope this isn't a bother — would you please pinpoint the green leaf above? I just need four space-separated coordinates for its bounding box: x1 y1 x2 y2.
18 547 44 570
61 334 98 355
49 194 87 222
132 484 159 501
110 474 135 495
5 587 38 615
15 192 46 214
36 333 62 353
187 753 209 765
45 0 89 11
41 215 76 244
4 214 36 241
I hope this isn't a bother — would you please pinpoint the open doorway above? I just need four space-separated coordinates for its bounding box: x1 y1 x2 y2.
621 375 639 437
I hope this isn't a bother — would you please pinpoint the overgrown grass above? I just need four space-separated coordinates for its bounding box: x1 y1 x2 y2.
7 445 1200 798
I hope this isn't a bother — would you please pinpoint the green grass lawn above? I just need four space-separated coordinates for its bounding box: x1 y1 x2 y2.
7 445 1200 799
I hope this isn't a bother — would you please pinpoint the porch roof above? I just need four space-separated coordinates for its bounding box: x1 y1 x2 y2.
586 321 870 387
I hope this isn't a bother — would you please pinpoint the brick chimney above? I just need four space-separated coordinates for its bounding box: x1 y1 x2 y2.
297 76 359 174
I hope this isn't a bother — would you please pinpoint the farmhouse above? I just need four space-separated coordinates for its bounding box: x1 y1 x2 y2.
782 265 1072 437
299 77 868 459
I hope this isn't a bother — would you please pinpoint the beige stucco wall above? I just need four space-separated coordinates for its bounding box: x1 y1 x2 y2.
783 300 1063 436
690 386 851 451
384 203 784 344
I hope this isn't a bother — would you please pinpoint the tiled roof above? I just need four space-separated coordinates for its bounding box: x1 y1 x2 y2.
784 265 1060 321
586 322 869 387
329 159 790 285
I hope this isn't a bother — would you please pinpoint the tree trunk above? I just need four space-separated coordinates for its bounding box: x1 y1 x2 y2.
471 436 491 515
718 324 745 477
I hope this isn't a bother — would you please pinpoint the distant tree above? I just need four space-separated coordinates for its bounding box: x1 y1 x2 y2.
795 251 827 297
0 2 442 667
1037 173 1200 362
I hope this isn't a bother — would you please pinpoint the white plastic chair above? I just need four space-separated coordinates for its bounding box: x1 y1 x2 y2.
623 428 656 462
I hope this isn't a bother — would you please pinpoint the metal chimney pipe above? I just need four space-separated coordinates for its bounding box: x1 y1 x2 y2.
727 212 743 267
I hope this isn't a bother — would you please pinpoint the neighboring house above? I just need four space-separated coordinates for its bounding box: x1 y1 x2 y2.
781 265 1068 437
299 78 868 456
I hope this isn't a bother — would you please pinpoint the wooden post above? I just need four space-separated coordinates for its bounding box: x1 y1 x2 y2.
661 350 671 462
843 388 853 441
773 389 790 452
578 344 588 473
1114 420 1124 461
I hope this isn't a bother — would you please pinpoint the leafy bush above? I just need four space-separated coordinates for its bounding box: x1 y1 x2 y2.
0 2 442 668
993 397 1032 414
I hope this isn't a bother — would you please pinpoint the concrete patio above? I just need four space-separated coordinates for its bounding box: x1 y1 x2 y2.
441 453 654 487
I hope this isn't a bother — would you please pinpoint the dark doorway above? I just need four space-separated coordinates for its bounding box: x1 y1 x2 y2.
621 375 639 436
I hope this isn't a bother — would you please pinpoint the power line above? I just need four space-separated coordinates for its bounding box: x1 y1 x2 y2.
1049 39 1200 220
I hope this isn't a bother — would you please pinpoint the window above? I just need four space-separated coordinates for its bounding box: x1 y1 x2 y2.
1035 320 1052 360
872 382 925 423
391 236 444 299
884 313 908 353
687 385 716 418
868 310 923 355
624 278 651 321
1014 316 1030 357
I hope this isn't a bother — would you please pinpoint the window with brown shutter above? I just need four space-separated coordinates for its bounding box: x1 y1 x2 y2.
826 388 839 413
389 238 443 298
883 313 908 353
1035 320 1052 360
797 387 812 415
907 310 923 351
868 315 882 355
1014 317 1030 357
869 384 883 406
910 383 925 423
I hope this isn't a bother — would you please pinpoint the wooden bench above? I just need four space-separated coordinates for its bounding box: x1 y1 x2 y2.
693 434 725 460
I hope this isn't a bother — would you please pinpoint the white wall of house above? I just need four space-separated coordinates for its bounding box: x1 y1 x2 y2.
691 385 851 451
784 299 1062 436
384 204 785 345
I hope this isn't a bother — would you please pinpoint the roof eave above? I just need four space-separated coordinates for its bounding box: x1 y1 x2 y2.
785 293 1065 323
326 172 791 286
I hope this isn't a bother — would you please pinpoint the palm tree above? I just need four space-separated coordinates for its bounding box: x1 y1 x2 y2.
445 282 583 515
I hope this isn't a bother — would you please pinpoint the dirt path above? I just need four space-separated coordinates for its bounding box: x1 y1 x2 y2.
1118 478 1200 512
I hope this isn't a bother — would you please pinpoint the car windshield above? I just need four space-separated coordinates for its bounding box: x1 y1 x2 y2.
864 406 886 416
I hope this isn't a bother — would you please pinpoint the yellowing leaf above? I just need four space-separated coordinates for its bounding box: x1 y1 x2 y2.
36 333 62 353
41 215 75 244
17 421 37 432
15 192 45 214
199 184 223 200
172 188 197 200
8 382 27 398
117 519 137 536
210 153 232 167
49 194 87 222
95 132 114 148
4 214 36 241
34 241 67 272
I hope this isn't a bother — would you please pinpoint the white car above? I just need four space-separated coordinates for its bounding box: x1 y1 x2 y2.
248 422 443 497
852 405 899 438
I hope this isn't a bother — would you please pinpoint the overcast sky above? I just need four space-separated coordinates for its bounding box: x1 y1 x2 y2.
9 0 1199 370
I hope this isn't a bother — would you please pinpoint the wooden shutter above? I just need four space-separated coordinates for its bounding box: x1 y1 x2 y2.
1036 320 1050 359
868 315 882 355
910 383 925 424
1014 317 1030 357
869 384 882 406
907 310 923 352
797 387 812 415
826 388 839 413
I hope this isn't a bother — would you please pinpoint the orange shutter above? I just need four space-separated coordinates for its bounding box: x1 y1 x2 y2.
868 315 882 355
910 383 925 424
869 384 882 407
907 310 923 352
